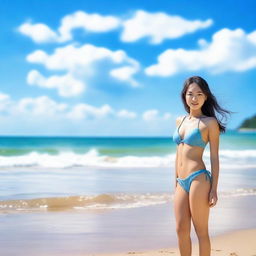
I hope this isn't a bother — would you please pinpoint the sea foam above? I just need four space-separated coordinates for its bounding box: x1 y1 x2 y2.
0 148 256 169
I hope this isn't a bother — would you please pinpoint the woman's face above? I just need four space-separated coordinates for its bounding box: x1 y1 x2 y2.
185 83 207 110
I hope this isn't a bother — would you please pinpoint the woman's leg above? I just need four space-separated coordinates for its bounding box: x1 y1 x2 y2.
189 173 211 256
174 183 192 256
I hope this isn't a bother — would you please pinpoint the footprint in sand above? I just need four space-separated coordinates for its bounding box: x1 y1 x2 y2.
229 253 238 256
212 249 222 252
158 250 175 254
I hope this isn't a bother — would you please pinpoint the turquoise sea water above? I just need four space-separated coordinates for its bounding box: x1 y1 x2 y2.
0 130 255 158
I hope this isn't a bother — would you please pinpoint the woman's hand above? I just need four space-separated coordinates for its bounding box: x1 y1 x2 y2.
209 189 218 208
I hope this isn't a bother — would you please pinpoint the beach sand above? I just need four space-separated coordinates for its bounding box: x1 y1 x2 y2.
94 229 256 256
1 195 256 256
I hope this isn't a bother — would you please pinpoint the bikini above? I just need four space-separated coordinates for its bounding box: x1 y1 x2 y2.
172 115 212 193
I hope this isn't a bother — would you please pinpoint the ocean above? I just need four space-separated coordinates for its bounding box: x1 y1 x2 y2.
0 131 256 255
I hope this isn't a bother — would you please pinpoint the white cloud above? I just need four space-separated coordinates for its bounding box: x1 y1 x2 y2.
248 31 256 44
143 109 159 121
26 50 48 63
7 95 115 120
26 44 140 90
163 112 172 120
66 103 114 120
0 93 12 113
15 96 115 121
18 10 213 45
18 11 121 43
0 93 173 131
117 109 137 119
110 65 139 87
58 11 121 42
27 70 85 97
17 96 67 116
145 28 256 76
142 109 172 121
121 10 213 44
18 22 58 43
27 44 137 70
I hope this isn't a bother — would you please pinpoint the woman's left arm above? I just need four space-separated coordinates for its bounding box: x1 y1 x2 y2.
208 118 220 207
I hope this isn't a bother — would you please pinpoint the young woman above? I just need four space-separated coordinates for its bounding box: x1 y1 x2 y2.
172 76 230 256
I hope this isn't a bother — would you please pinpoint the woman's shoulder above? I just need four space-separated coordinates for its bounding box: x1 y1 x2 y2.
203 116 219 128
203 116 218 122
175 115 186 126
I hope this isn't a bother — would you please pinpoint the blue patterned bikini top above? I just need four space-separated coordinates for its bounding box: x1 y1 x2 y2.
172 115 207 148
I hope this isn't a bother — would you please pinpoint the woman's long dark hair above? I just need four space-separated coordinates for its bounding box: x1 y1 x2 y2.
181 76 232 133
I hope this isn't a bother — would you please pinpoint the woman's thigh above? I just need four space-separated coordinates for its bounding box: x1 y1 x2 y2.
189 173 211 234
174 184 191 232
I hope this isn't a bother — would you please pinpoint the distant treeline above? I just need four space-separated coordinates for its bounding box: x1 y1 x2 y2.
239 114 256 129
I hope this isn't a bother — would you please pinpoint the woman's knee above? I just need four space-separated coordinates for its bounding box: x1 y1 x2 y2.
176 223 191 237
194 228 209 239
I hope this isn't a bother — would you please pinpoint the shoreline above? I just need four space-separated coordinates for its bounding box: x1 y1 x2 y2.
94 228 256 256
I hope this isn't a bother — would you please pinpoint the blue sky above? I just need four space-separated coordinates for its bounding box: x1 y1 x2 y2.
0 0 255 136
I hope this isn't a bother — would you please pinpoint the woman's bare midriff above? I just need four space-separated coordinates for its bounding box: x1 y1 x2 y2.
176 143 206 178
